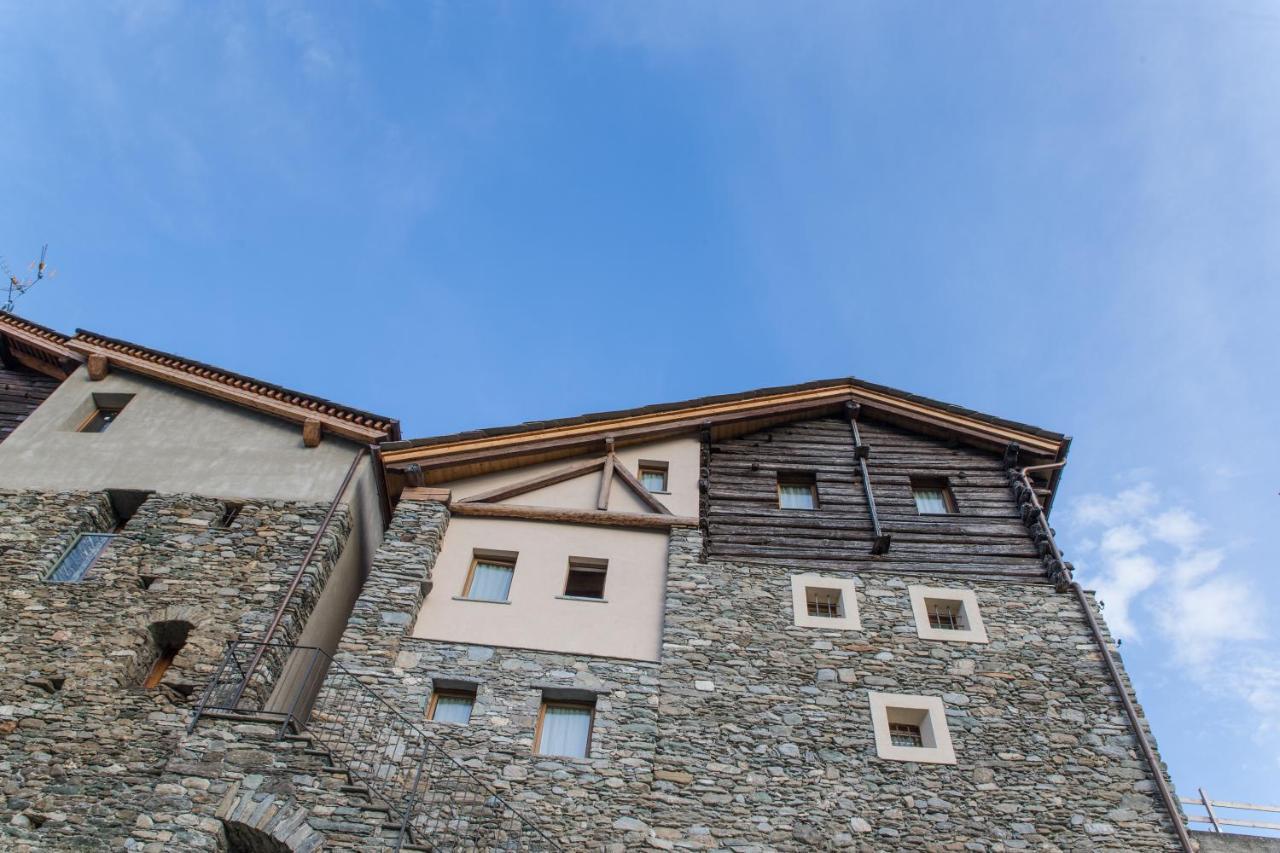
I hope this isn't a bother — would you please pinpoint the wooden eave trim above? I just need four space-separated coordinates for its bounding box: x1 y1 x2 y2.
448 501 697 530
6 344 71 380
383 384 1062 466
64 340 388 443
0 323 75 380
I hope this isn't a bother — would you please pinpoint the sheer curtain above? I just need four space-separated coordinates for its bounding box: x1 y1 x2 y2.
641 471 666 492
779 484 815 509
913 488 949 514
432 694 474 724
537 705 592 757
467 561 514 601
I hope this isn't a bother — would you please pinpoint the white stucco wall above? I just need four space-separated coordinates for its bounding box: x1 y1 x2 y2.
411 516 669 662
445 436 701 517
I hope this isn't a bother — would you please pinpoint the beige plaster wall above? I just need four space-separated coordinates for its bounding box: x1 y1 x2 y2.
411 516 669 661
445 436 700 517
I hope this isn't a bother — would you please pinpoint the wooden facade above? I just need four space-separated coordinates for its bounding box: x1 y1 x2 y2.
0 362 60 444
706 415 1046 580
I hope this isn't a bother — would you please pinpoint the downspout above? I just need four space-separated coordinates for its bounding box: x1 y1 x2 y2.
1014 462 1194 853
231 446 367 706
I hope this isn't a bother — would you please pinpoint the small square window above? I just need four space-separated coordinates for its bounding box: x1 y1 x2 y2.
80 406 125 433
869 692 956 764
429 687 476 724
806 586 844 619
911 477 956 514
564 558 607 600
908 585 988 643
46 533 116 582
638 461 669 493
790 574 861 630
463 555 516 602
535 699 595 758
778 473 818 510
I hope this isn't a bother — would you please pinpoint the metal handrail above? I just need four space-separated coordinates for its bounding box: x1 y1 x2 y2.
1182 787 1280 834
190 639 561 850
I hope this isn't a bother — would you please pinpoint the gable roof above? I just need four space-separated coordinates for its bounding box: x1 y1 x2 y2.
0 312 399 443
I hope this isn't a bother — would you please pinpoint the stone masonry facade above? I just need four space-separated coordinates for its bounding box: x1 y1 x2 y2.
0 488 351 851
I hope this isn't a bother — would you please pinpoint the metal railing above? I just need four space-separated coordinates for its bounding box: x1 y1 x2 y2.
1182 787 1280 836
190 640 560 851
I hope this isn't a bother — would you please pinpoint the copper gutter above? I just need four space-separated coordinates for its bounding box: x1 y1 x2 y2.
1016 462 1193 853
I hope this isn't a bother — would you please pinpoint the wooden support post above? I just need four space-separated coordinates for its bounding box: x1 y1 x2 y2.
302 418 322 447
87 353 109 381
597 453 615 511
846 401 891 555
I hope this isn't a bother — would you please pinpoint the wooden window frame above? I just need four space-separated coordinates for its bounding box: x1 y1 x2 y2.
910 476 957 515
562 557 608 601
77 405 126 433
427 687 477 724
637 460 670 494
461 554 517 601
533 699 596 758
777 472 819 510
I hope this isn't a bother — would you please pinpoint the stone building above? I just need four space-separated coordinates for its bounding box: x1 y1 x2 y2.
0 309 1223 851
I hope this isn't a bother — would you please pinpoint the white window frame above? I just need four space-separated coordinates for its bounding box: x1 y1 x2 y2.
868 692 956 764
908 585 988 643
790 574 861 630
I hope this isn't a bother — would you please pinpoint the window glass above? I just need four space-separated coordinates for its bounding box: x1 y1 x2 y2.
779 481 816 509
466 560 514 601
431 692 474 724
640 468 667 492
47 533 115 582
805 587 843 618
912 487 950 514
565 563 607 599
81 407 123 433
537 703 593 757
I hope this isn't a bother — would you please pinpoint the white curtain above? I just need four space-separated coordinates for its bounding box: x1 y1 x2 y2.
537 705 592 757
779 484 815 509
467 562 514 601
641 471 665 492
432 694 473 724
913 488 949 514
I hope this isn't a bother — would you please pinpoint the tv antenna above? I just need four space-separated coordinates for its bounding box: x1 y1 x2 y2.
2 244 55 313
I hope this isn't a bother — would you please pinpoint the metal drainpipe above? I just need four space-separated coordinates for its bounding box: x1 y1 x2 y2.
1017 462 1195 853
230 446 368 707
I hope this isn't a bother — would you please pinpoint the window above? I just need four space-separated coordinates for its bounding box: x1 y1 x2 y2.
806 586 844 618
462 554 516 602
563 558 607 600
77 394 134 433
428 686 476 724
908 585 989 643
216 502 244 529
778 473 818 510
46 533 115 582
534 699 595 758
911 477 956 514
868 692 956 764
790 574 861 630
638 461 669 493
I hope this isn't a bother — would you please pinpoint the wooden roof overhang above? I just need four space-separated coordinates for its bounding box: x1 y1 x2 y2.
0 312 78 380
64 330 400 444
382 380 1071 507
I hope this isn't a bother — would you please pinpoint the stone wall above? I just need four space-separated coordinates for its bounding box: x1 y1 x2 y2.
0 488 350 850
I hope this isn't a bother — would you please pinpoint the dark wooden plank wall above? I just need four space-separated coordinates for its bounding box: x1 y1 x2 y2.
706 416 1046 580
0 363 60 444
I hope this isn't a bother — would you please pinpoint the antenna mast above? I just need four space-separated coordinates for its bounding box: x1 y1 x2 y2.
2 244 54 313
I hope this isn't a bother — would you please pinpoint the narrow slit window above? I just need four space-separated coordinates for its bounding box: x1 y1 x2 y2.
911 477 956 514
778 473 818 510
638 461 669 493
216 502 244 529
805 586 843 618
535 700 595 758
564 559 607 600
142 620 191 690
889 722 924 748
143 649 177 689
428 688 476 724
46 533 115 582
463 556 516 602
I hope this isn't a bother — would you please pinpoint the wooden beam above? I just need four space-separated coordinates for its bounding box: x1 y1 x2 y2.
449 500 697 530
65 340 387 443
610 454 673 515
7 347 69 380
597 454 615 511
457 456 606 504
302 417 322 447
87 353 109 381
401 487 452 503
0 319 74 363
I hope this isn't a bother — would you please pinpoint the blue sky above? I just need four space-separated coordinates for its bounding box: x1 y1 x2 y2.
3 1 1277 810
